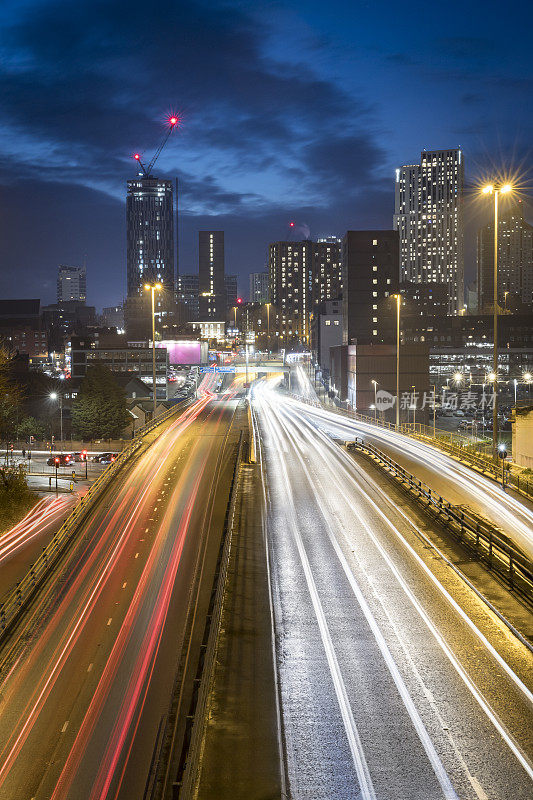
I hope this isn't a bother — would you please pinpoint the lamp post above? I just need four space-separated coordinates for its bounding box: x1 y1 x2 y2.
266 303 271 353
411 384 416 426
432 384 437 438
371 379 378 421
144 282 162 418
481 183 513 461
49 392 63 448
513 378 518 406
394 294 401 428
504 291 509 312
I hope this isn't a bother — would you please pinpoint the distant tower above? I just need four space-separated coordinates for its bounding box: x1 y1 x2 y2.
199 231 225 320
394 148 464 313
57 265 86 303
126 177 175 298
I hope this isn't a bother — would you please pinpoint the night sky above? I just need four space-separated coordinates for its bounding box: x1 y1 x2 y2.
1 0 532 310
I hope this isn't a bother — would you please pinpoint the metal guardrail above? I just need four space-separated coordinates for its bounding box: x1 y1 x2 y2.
288 389 533 502
172 430 246 799
0 398 191 639
348 437 533 607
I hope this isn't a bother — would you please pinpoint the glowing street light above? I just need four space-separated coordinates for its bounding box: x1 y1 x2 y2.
49 391 63 446
144 282 163 417
453 371 463 386
481 182 514 461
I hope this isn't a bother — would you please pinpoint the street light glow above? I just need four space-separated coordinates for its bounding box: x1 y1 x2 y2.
501 184 512 194
50 392 58 400
487 372 496 381
453 372 462 384
524 372 532 382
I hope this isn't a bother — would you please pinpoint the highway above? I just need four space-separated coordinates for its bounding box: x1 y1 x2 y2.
290 367 533 560
254 381 533 800
0 494 75 600
0 382 241 800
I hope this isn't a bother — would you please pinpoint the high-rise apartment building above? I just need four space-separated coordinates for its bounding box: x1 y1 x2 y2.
477 201 533 311
394 148 464 313
342 230 399 345
126 177 175 297
268 239 342 345
199 231 225 320
313 238 342 308
57 266 86 303
250 271 270 304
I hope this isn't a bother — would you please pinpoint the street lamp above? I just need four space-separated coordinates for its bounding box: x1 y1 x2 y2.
49 391 63 447
144 282 162 418
371 379 378 421
393 294 401 428
524 371 532 398
481 182 513 461
265 303 271 353
504 290 509 312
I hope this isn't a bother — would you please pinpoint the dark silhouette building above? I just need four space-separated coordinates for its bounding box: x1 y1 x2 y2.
342 230 399 346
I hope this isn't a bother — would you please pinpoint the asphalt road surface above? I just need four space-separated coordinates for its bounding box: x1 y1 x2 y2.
0 385 240 800
289 368 533 560
254 381 533 800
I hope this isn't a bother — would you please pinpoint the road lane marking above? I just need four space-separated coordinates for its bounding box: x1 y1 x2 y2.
122 582 127 589
61 721 69 733
135 552 139 558
285 403 533 782
107 618 112 626
261 404 377 800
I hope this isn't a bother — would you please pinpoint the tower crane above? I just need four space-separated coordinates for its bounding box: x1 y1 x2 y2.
133 115 179 178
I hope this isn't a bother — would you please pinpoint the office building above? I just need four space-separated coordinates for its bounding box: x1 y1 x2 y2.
268 239 342 346
57 266 86 303
176 274 199 322
342 230 399 346
225 274 238 310
198 231 225 320
394 148 464 313
477 201 533 312
312 299 342 375
250 271 270 304
102 306 124 330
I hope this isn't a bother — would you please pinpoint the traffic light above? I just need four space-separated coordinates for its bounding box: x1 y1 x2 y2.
54 457 60 466
81 450 87 461
30 435 35 445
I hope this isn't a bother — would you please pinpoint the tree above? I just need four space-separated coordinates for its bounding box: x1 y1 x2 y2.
0 349 22 442
16 416 47 441
71 364 130 440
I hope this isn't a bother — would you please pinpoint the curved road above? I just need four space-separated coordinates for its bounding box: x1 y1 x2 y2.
0 385 240 800
255 382 533 800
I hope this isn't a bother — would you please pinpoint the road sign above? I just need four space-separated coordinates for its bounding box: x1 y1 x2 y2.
199 365 236 373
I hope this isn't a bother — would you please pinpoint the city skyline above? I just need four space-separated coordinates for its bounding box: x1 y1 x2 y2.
1 0 532 309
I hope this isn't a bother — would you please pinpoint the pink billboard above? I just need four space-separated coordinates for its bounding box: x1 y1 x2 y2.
156 340 203 365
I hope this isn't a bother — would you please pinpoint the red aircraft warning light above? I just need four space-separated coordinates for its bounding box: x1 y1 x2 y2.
237 297 243 304
134 153 140 160
168 116 179 125
289 221 295 227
